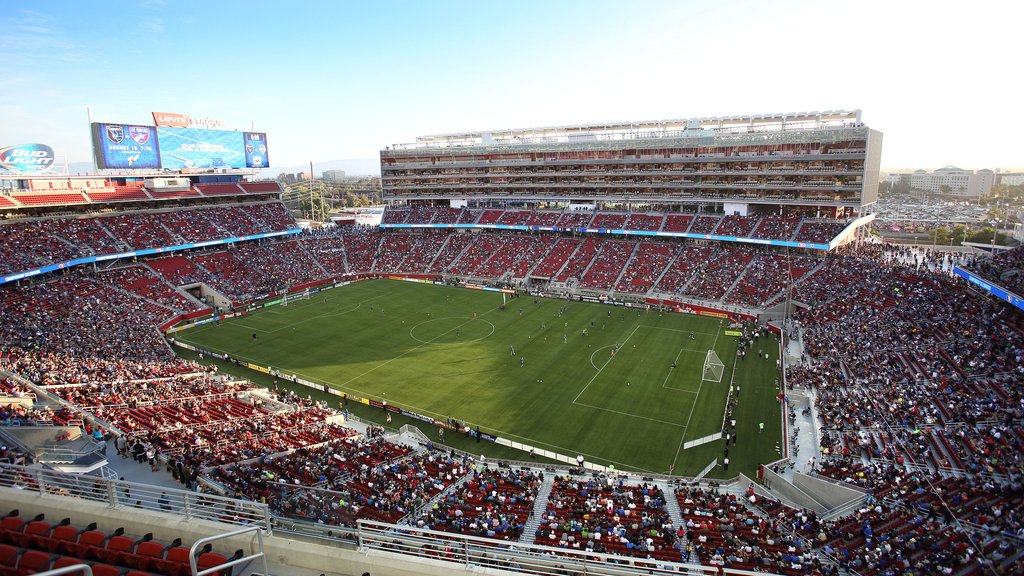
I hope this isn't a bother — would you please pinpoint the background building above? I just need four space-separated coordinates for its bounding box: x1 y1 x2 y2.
889 166 995 197
381 110 882 219
996 172 1024 187
323 169 347 181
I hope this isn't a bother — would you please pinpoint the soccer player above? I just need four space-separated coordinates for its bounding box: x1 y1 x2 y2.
252 332 257 342
519 356 525 367
510 345 516 356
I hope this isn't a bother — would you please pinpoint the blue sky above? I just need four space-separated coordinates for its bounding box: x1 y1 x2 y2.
2 0 1021 171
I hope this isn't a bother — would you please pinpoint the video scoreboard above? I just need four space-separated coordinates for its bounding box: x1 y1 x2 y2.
92 123 269 170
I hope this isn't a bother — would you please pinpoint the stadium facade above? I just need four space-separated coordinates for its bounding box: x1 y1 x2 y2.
381 110 882 218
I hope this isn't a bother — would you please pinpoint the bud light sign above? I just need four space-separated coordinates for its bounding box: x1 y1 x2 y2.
0 143 56 174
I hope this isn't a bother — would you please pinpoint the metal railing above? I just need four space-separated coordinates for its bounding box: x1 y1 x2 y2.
189 525 269 576
356 519 787 576
37 565 92 576
0 463 271 532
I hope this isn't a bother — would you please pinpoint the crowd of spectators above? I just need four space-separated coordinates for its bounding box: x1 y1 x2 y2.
1 273 199 386
676 485 827 573
207 438 472 527
0 201 297 276
778 242 1024 573
417 468 543 540
965 245 1024 298
3 199 1024 574
535 475 677 562
97 265 198 314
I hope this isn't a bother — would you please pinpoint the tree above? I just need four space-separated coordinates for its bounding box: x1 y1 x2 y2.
966 227 1013 246
930 226 951 245
950 225 967 245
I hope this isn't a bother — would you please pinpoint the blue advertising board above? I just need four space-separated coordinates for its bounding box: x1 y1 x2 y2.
92 123 161 169
157 127 248 170
953 267 1024 312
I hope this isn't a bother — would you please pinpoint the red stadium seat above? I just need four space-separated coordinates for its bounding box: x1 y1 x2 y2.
15 549 54 572
90 563 125 576
44 524 83 554
93 533 136 564
197 551 229 575
0 545 18 568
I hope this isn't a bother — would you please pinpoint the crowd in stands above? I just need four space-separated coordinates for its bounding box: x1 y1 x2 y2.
379 206 852 243
208 438 471 527
0 273 198 386
676 486 827 573
97 266 198 314
965 245 1024 298
416 468 543 540
535 476 678 562
0 202 296 276
3 199 1024 574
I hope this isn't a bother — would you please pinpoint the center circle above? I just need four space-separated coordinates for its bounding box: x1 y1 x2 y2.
409 317 496 344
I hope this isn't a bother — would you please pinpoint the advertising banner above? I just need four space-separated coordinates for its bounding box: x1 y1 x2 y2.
0 143 56 174
152 112 189 127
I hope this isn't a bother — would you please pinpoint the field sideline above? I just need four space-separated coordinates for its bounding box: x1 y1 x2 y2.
176 279 782 477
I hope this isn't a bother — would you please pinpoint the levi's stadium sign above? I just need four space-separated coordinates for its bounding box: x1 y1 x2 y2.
152 111 225 129
0 143 56 174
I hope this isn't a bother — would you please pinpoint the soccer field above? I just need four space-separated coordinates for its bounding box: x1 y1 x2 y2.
175 279 782 477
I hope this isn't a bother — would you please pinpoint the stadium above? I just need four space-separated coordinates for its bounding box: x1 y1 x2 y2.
0 108 1022 576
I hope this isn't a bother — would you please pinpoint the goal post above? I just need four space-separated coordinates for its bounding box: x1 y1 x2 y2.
702 349 725 383
282 288 310 306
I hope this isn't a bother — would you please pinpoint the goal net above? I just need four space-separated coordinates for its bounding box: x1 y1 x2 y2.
702 349 725 383
282 289 310 306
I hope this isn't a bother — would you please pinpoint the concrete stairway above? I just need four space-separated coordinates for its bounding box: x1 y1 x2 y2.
518 474 554 544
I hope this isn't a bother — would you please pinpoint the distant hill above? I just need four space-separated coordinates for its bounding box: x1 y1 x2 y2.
67 161 95 175
275 159 381 177
56 159 381 177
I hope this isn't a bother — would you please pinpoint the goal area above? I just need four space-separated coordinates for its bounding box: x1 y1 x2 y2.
702 349 725 383
282 288 310 306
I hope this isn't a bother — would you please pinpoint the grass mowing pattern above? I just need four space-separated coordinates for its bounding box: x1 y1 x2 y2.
176 279 782 478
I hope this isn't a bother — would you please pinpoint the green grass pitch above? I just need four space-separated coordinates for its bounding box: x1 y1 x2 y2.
175 279 782 478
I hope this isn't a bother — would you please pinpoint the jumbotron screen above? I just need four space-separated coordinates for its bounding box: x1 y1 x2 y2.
92 123 161 169
91 123 269 170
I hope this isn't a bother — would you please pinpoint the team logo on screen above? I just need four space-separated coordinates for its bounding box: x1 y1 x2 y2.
258 144 266 153
106 125 125 143
129 126 151 144
251 155 263 166
246 145 254 154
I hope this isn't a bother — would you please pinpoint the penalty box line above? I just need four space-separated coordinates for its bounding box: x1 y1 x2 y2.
572 400 688 428
671 322 723 471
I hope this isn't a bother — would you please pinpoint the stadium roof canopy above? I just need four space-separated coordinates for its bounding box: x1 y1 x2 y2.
404 109 863 149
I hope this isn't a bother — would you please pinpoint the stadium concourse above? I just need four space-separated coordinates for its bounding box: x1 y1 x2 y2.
0 200 1023 576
